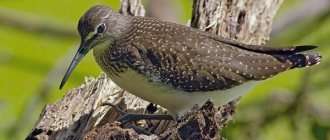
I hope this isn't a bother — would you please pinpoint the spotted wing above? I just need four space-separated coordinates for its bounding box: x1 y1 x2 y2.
119 18 320 92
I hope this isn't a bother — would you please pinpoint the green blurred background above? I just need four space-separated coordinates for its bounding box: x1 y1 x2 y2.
0 0 329 140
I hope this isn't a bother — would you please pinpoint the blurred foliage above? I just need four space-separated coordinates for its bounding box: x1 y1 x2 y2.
0 0 329 140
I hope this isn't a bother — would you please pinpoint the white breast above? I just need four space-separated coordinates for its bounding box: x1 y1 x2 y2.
107 68 259 118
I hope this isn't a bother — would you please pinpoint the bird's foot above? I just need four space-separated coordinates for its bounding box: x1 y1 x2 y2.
101 102 173 135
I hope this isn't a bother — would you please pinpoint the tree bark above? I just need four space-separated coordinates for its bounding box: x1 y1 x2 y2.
26 0 283 139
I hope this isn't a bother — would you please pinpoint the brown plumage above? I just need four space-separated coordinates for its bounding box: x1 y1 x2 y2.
60 5 321 117
91 11 321 92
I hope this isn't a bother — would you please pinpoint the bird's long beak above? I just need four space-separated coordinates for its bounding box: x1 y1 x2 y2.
60 41 89 89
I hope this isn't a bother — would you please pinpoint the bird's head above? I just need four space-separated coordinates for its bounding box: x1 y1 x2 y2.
60 5 129 89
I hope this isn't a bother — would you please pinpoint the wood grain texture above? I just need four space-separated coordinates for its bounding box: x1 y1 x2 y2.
27 0 284 139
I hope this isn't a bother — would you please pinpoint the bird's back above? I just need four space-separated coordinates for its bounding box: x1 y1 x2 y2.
101 16 321 92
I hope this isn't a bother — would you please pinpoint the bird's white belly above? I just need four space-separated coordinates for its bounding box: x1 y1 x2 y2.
108 68 259 118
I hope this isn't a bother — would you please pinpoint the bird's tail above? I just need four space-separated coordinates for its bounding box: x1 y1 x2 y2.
287 51 321 68
271 45 322 69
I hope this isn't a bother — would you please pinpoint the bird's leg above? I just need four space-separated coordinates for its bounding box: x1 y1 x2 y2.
101 102 173 135
101 102 174 125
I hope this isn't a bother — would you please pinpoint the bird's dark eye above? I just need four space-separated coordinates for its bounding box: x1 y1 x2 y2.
97 23 106 34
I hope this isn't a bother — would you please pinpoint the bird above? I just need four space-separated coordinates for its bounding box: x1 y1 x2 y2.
60 5 321 119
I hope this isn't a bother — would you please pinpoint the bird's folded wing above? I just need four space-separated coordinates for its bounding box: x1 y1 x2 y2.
124 36 292 92
121 23 319 92
200 31 317 54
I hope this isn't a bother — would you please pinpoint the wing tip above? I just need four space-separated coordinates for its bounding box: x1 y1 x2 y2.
294 45 318 52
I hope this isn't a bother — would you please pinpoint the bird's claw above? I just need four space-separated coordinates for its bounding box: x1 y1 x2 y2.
101 102 173 124
101 102 172 135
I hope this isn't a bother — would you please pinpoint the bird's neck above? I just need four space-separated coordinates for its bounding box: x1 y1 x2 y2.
108 15 133 39
93 42 128 76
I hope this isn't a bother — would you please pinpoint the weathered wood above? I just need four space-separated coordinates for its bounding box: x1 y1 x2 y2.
26 0 284 139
